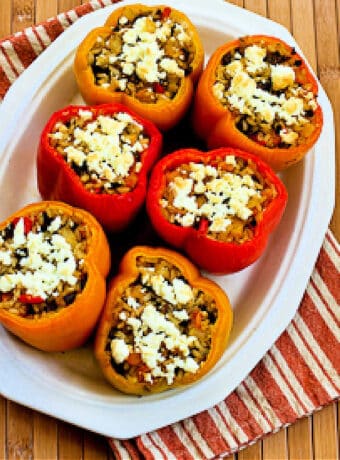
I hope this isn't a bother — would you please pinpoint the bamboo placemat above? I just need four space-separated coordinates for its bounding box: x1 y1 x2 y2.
0 1 339 459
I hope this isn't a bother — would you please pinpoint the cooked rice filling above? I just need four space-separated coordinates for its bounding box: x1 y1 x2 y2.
160 155 277 243
0 210 89 318
88 8 196 103
213 40 319 148
49 110 150 194
107 256 217 386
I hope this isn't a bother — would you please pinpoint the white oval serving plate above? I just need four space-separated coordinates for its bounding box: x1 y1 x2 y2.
0 0 335 439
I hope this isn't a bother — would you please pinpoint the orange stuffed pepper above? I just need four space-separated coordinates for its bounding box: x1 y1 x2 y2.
0 201 110 352
74 4 204 131
95 246 233 395
192 35 323 171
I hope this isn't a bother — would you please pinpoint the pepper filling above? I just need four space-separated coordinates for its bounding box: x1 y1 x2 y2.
160 155 277 243
88 7 196 102
0 210 89 318
49 110 150 194
213 40 319 148
107 256 217 387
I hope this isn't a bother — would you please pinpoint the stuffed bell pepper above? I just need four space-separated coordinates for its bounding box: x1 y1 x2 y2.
192 35 323 170
95 246 233 395
37 103 162 232
74 4 204 131
146 148 288 274
0 201 110 351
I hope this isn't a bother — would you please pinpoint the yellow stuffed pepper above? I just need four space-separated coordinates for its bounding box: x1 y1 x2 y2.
74 4 204 131
95 246 233 395
0 201 110 351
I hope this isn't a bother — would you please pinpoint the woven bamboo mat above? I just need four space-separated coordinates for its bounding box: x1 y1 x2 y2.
0 1 339 459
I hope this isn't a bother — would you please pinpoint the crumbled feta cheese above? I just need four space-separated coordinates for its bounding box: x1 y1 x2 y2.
172 278 193 303
78 109 93 120
160 58 185 77
179 213 195 227
282 97 304 117
213 82 225 100
118 16 128 25
55 113 149 187
230 71 256 99
225 155 236 166
127 296 140 309
135 162 142 173
171 177 198 213
13 218 25 248
122 62 134 75
271 64 295 91
172 309 189 321
212 44 318 144
118 79 127 91
225 60 243 76
209 217 231 232
166 162 259 231
0 250 12 266
141 271 193 305
280 129 299 144
0 223 78 299
119 311 127 321
117 16 189 84
111 338 130 364
64 146 86 167
244 44 267 73
47 216 62 233
125 304 198 384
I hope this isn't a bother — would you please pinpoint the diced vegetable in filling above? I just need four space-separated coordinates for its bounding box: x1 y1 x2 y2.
88 7 196 102
160 155 277 243
107 256 217 386
49 110 150 194
213 40 319 148
0 210 89 318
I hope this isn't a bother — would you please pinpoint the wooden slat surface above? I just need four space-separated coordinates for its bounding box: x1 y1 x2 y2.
0 1 339 459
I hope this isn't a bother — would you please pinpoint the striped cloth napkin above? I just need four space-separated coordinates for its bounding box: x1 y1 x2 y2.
0 1 339 458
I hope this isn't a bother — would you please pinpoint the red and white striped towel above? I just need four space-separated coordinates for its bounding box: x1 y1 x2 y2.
0 2 339 458
109 231 339 459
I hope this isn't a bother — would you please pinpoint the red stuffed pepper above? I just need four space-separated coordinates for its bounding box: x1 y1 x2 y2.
146 147 288 274
37 103 162 232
